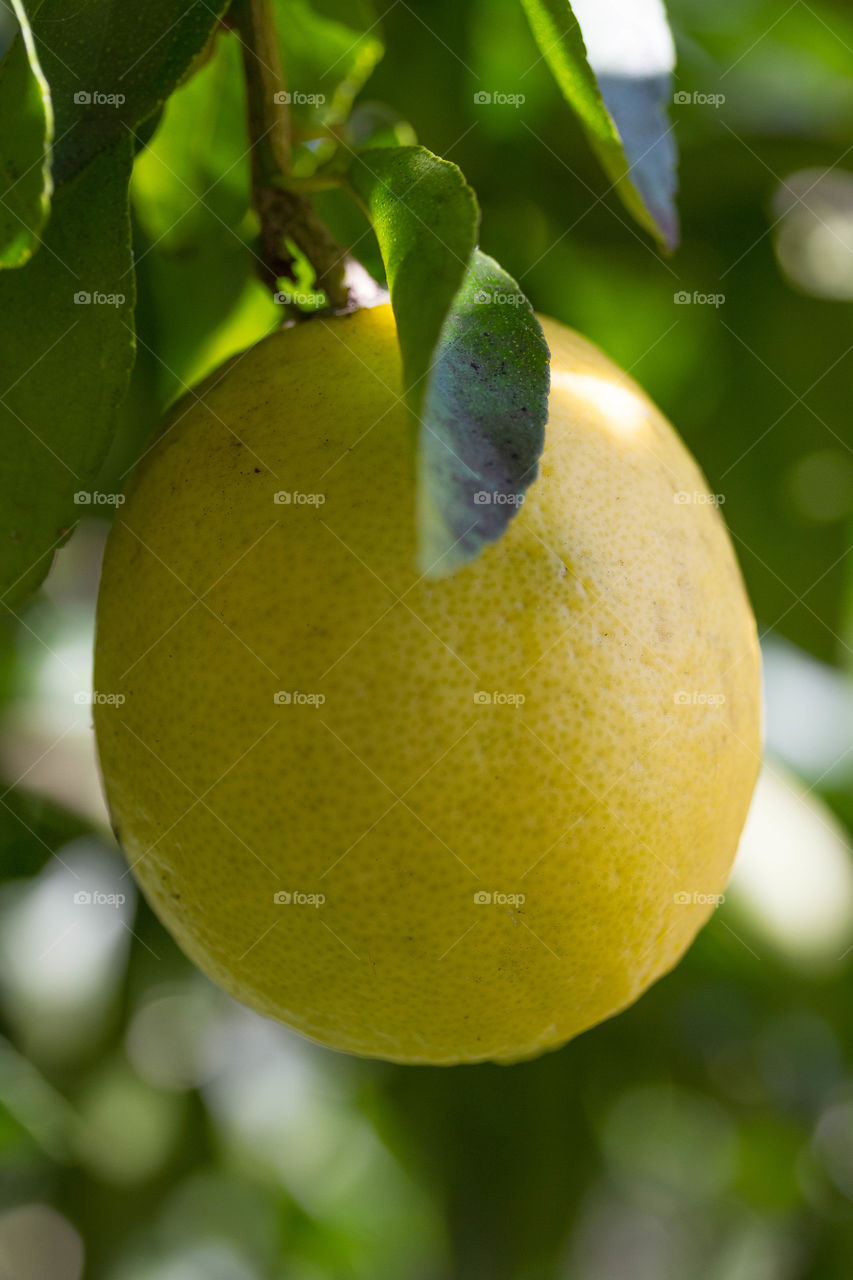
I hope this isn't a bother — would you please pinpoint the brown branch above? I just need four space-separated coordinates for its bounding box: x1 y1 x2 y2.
231 0 349 311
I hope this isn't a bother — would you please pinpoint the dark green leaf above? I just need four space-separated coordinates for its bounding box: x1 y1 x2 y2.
0 0 53 268
519 0 679 249
347 145 480 405
0 139 135 608
0 785 92 880
31 0 229 187
418 251 550 575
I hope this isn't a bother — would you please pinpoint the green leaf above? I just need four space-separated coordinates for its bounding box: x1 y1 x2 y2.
0 786 92 881
344 101 417 151
31 0 230 187
520 0 679 250
0 1 229 607
0 0 53 268
347 145 480 406
418 252 550 576
0 139 135 609
128 29 278 411
131 31 250 251
275 0 383 125
347 147 548 575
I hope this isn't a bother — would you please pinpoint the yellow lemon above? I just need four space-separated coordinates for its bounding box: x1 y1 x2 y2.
93 304 761 1064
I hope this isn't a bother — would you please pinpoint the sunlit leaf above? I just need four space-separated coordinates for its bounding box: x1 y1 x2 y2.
275 0 383 125
31 0 229 186
131 32 251 250
347 147 548 574
347 145 479 403
0 0 52 268
520 0 679 249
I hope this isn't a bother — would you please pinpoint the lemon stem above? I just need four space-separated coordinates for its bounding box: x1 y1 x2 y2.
230 0 349 310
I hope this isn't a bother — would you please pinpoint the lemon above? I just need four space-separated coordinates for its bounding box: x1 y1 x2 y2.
93 304 761 1065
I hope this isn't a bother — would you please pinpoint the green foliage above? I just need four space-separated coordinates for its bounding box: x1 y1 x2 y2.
344 101 418 151
4 1 853 1274
0 0 230 608
347 145 479 402
0 0 687 609
0 786 92 878
348 149 548 571
520 0 678 248
277 0 384 127
0 0 51 268
31 0 230 187
0 139 135 608
131 32 251 252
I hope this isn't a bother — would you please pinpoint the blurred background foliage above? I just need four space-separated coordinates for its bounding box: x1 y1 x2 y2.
3 0 853 1276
